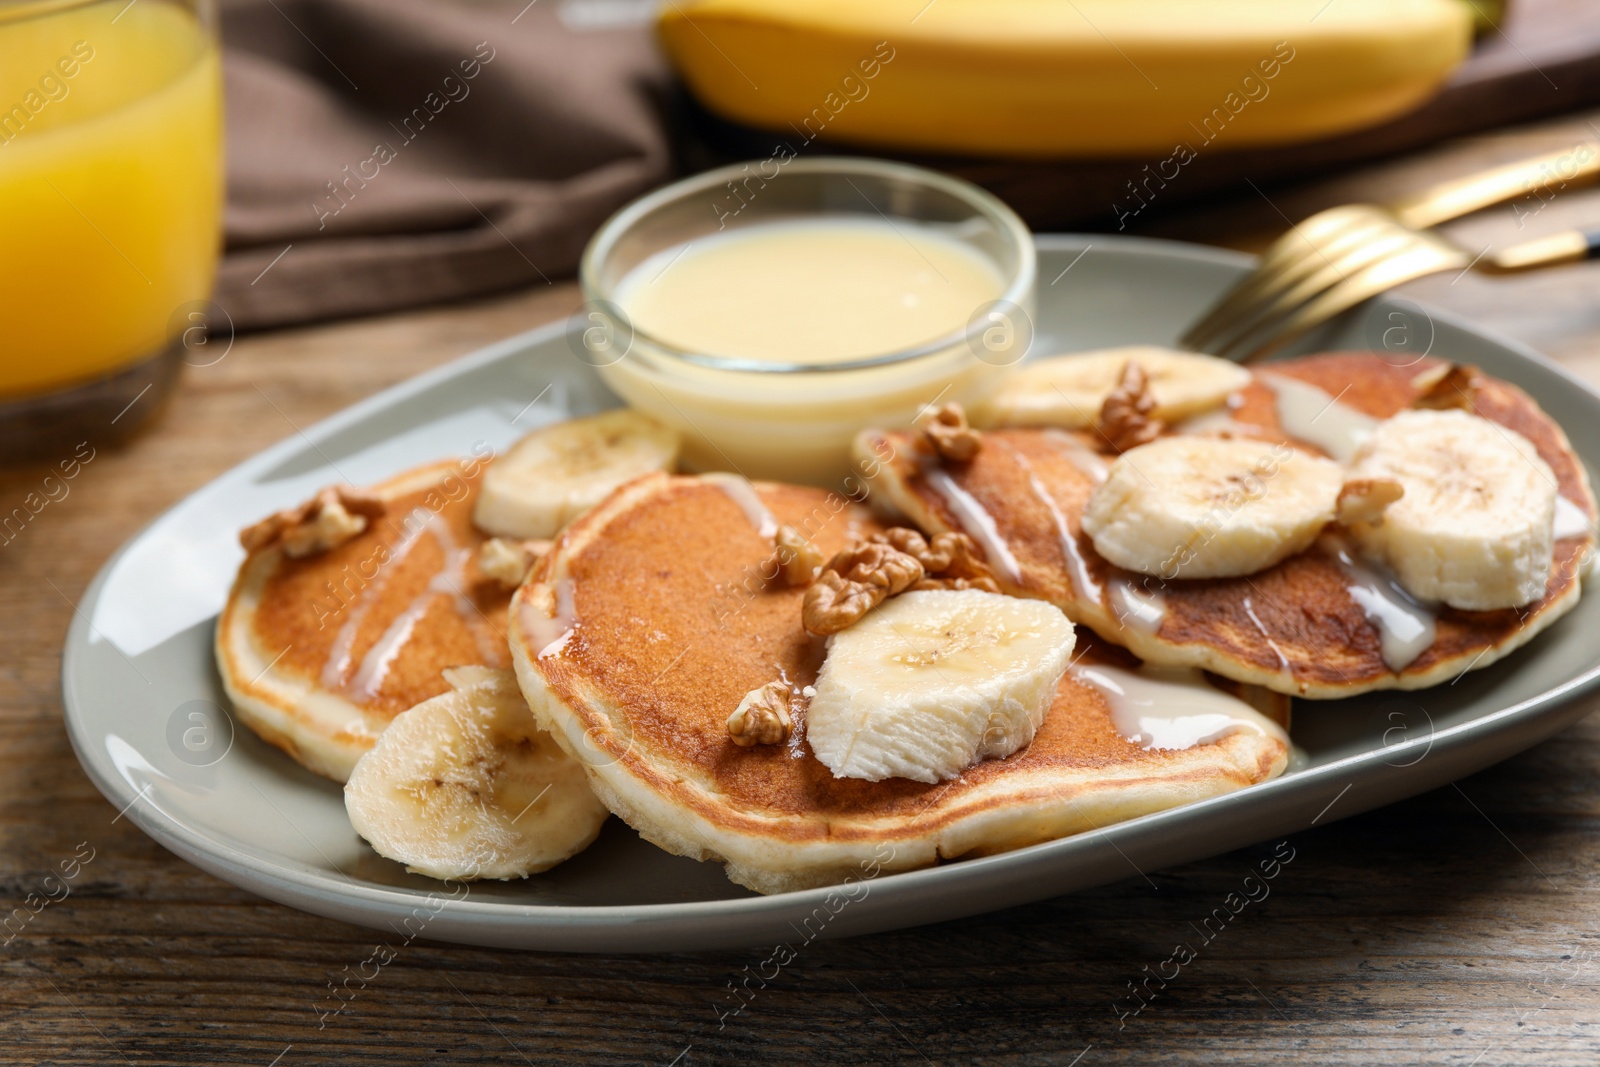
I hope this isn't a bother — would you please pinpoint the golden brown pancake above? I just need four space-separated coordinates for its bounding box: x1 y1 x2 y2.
217 460 512 782
859 352 1595 698
510 472 1289 894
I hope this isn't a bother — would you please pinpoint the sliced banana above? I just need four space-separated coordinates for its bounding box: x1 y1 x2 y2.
806 589 1076 784
474 410 680 539
983 346 1251 429
344 667 608 881
1082 436 1343 579
1346 409 1556 610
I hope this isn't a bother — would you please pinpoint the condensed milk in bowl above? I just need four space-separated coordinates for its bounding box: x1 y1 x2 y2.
578 158 1036 485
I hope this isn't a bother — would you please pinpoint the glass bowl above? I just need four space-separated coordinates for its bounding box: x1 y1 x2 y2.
578 157 1035 486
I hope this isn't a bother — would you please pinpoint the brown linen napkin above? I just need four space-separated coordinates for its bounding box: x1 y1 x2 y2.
217 0 676 331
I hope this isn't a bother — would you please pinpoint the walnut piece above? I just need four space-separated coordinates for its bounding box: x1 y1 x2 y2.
240 485 386 558
1336 477 1405 527
803 572 883 636
1412 362 1481 411
727 681 794 747
871 528 997 584
474 537 552 590
802 528 1004 634
771 525 825 587
829 541 927 591
1099 360 1166 453
802 541 925 635
918 402 982 462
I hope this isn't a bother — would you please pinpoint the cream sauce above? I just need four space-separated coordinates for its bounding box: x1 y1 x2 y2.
1260 371 1378 463
527 578 579 659
1174 407 1264 439
1241 594 1295 682
703 472 779 539
613 217 1006 364
1175 408 1237 435
1074 662 1288 752
1324 537 1437 671
1553 495 1593 541
1009 442 1102 602
320 507 433 691
1044 429 1110 484
348 517 477 699
923 466 1024 583
1108 579 1166 635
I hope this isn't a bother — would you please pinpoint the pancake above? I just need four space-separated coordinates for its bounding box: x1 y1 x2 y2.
217 460 513 782
510 472 1289 894
860 351 1596 698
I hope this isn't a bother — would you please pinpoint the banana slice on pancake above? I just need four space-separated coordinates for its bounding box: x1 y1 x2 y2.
807 589 1077 783
1082 436 1343 579
345 667 608 881
1346 409 1556 611
982 346 1251 428
474 409 680 539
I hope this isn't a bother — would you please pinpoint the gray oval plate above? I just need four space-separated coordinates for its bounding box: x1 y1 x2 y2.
62 235 1600 953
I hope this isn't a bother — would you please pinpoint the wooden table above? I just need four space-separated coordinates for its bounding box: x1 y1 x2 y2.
7 108 1600 1067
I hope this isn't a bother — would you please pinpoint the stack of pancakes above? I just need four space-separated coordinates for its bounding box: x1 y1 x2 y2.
859 353 1594 698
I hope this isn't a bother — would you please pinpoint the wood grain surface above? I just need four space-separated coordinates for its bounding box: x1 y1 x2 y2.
6 110 1600 1067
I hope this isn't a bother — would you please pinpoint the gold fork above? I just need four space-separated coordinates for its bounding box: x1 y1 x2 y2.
1181 143 1600 362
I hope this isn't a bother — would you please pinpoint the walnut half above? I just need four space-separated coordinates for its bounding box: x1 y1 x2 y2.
802 541 925 635
917 402 982 462
240 486 386 558
1098 360 1165 453
727 681 794 747
871 527 996 585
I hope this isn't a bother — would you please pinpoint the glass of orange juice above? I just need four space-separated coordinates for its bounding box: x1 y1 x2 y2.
0 0 221 459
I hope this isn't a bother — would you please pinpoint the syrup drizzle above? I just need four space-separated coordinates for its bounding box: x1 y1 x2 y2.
1043 429 1109 483
1175 407 1239 435
348 516 480 699
1241 594 1295 682
922 466 1024 583
1259 371 1378 463
1323 536 1437 672
526 578 578 659
1009 442 1101 602
1108 579 1166 635
321 508 433 690
703 472 779 539
318 508 501 701
1554 495 1593 541
1074 662 1288 752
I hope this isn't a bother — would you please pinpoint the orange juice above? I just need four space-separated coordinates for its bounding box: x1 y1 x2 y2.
0 0 221 399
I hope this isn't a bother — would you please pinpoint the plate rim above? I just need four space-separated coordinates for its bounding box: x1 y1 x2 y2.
61 232 1600 950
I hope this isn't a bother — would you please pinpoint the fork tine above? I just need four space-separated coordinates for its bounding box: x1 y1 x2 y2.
1184 215 1396 352
1196 226 1418 357
1231 242 1470 363
1180 206 1385 351
1214 243 1444 364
